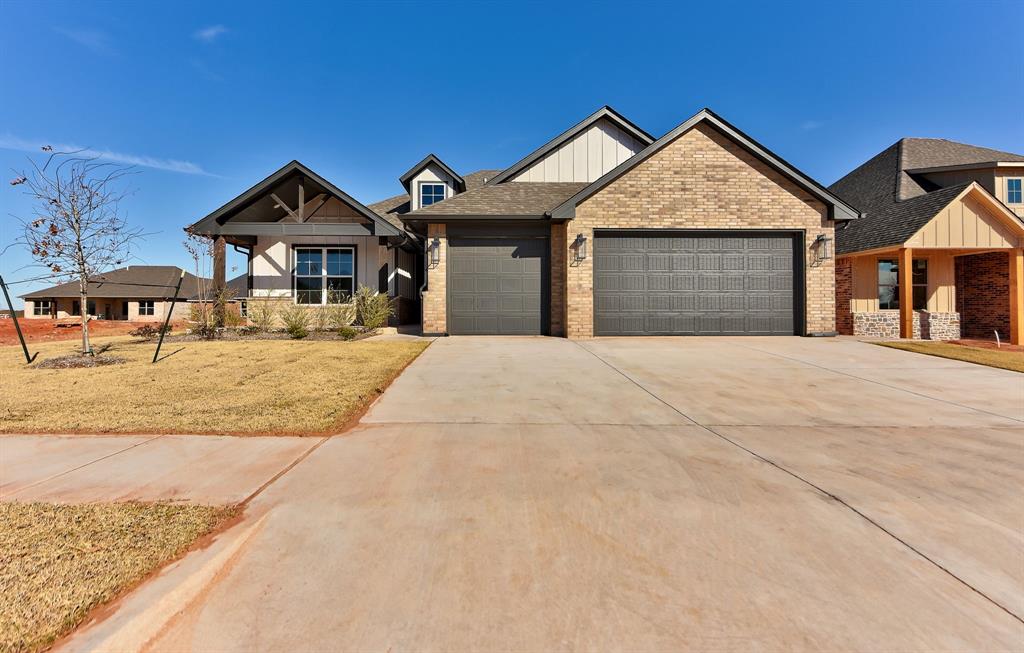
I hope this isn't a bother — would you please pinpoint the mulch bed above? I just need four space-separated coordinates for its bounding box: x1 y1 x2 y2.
34 353 127 369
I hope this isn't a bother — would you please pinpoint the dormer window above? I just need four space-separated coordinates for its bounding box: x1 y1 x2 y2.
1008 178 1022 204
420 183 446 207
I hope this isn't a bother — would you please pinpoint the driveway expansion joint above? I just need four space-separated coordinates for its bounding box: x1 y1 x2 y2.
574 340 1024 625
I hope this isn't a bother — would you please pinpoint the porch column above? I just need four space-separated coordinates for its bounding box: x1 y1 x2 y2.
898 247 913 338
213 235 226 325
1011 248 1023 345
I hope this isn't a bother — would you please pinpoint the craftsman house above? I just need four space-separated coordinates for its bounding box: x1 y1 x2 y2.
830 139 1024 343
187 106 859 337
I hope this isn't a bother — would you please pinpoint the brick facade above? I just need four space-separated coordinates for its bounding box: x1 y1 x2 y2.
421 223 447 334
563 123 835 338
835 257 853 335
955 251 1010 339
549 222 567 337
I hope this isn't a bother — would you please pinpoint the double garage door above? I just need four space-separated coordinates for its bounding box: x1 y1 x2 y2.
594 231 801 336
446 229 800 336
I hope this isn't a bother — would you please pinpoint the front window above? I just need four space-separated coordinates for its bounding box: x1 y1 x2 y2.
138 300 155 316
72 301 80 316
294 247 354 304
878 259 927 310
419 183 445 207
1008 178 1022 204
33 300 51 316
239 300 248 318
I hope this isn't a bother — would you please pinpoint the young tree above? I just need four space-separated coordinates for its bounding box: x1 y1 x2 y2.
10 148 143 354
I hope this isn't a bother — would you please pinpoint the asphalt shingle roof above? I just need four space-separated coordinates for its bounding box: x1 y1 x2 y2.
368 169 501 225
405 182 588 217
829 138 1024 254
21 266 207 300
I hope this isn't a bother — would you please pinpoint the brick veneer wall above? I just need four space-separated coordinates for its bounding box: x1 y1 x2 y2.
835 257 853 335
550 222 567 337
422 223 447 334
955 251 1010 339
564 123 835 338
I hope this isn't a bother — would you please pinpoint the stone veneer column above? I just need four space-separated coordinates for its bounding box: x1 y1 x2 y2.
422 223 447 334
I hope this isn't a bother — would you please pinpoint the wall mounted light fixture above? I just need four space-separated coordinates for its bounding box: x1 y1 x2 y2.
430 237 441 267
813 233 833 263
571 234 588 263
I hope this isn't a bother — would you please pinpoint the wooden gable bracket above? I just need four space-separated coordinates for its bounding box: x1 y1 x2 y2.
270 193 300 222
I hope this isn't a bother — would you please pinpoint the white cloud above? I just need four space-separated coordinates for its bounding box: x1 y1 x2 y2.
800 120 824 131
193 25 228 43
54 27 113 54
0 134 215 176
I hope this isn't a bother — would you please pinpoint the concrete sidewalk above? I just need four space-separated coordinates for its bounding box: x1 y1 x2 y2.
55 336 1023 652
1 434 318 504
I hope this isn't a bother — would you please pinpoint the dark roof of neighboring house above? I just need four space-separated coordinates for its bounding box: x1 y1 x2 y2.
184 273 247 301
369 169 501 223
20 266 206 299
550 108 860 222
830 138 1024 254
404 182 588 218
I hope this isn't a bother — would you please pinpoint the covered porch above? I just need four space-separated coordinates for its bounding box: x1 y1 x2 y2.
837 183 1024 344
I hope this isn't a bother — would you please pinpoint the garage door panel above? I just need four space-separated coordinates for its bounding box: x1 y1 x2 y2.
448 236 548 335
594 231 798 336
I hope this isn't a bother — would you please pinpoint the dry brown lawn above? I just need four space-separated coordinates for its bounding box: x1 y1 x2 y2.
0 501 234 653
875 340 1024 373
0 336 429 434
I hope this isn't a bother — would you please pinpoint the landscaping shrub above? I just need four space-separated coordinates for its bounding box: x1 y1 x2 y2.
337 325 360 341
279 304 310 339
248 302 277 332
191 322 220 340
353 285 395 330
327 302 356 330
310 304 332 332
127 324 170 340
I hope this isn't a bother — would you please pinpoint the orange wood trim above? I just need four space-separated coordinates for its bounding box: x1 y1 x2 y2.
1011 248 1023 346
898 247 913 338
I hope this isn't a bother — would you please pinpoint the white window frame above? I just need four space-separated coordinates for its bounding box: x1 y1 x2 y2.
33 300 52 316
1007 178 1022 204
138 300 155 316
292 246 356 305
419 182 446 208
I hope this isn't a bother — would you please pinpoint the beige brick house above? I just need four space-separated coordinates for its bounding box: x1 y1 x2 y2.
187 106 859 338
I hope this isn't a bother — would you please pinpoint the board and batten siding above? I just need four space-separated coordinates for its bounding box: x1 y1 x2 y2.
511 118 645 183
906 190 1023 249
251 235 407 298
848 252 957 313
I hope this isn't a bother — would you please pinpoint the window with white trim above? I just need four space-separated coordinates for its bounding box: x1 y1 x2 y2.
138 300 155 316
294 247 354 304
1008 178 1022 204
33 300 52 316
419 183 445 207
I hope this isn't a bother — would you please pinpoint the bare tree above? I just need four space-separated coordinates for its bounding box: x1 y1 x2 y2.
10 148 143 354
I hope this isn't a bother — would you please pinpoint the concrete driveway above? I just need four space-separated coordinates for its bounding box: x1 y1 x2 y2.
58 337 1023 651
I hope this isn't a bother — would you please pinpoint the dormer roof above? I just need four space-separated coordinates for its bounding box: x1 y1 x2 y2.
399 154 465 194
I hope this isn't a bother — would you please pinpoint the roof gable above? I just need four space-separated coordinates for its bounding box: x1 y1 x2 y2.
486 106 655 186
399 154 465 194
550 108 860 222
187 160 403 238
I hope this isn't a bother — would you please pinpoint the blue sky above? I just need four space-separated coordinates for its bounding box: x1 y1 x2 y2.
1 0 1021 304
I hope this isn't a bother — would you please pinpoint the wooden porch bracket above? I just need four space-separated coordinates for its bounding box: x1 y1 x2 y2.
1011 248 1023 345
270 193 300 222
898 247 913 338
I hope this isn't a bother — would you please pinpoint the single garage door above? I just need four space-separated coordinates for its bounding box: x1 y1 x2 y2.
594 231 800 336
448 236 548 335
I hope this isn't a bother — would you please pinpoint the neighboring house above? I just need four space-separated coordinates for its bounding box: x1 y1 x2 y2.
21 266 209 322
830 139 1024 343
188 106 857 337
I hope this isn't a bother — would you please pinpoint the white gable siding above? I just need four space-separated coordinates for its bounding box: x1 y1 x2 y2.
511 118 645 183
410 163 456 210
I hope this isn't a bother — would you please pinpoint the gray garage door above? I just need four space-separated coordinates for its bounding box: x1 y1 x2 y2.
448 237 548 335
594 231 799 336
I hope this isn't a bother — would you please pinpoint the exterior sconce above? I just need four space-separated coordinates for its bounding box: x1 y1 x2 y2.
571 234 588 263
813 233 833 263
429 237 441 267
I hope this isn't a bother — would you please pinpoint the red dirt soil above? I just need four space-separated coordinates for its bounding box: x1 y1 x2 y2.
948 338 1024 353
0 319 167 345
